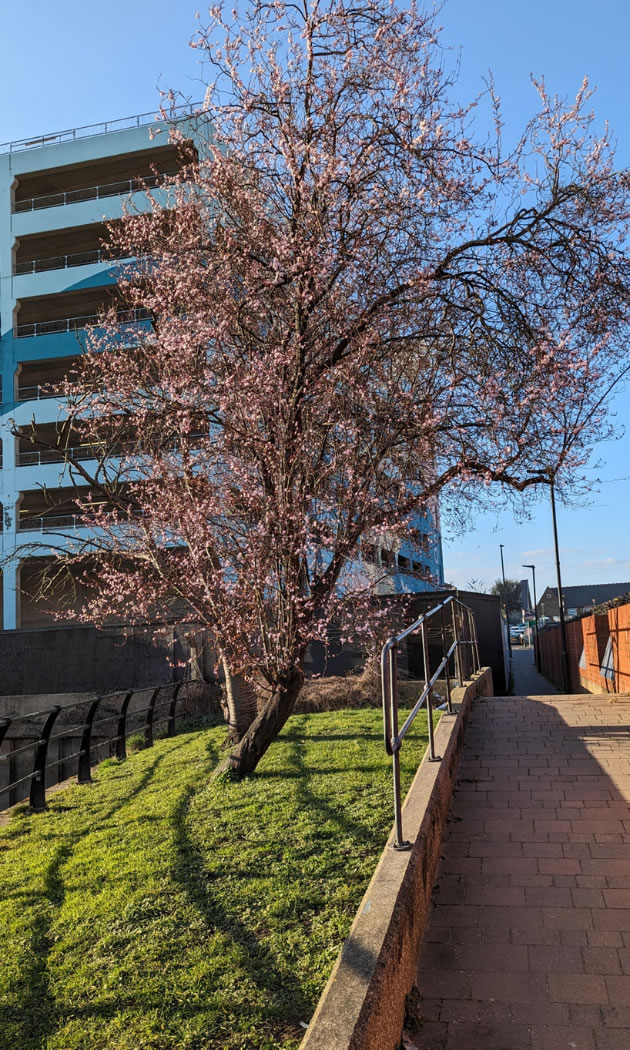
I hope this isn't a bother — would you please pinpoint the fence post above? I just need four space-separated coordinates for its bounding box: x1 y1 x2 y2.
115 691 134 760
78 698 103 784
144 687 161 749
463 609 471 679
470 611 481 673
453 604 463 686
389 643 409 851
167 682 183 737
422 619 441 762
30 706 61 810
440 605 453 714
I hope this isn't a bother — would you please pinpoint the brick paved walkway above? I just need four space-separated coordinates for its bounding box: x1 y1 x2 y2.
511 648 560 697
412 694 630 1050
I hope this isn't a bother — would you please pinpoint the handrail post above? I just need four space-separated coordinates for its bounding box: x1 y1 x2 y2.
389 643 409 851
452 604 463 686
381 639 393 752
115 690 134 760
471 610 481 673
422 619 440 762
440 606 453 714
461 607 469 680
144 687 161 748
167 682 183 737
30 706 61 810
78 698 103 783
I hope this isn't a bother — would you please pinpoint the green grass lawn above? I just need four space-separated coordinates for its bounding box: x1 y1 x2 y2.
0 708 435 1050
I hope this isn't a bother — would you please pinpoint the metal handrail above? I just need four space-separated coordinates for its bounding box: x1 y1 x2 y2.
19 504 147 532
19 513 87 532
381 594 480 850
0 682 185 811
17 444 107 467
15 306 152 339
14 247 130 276
16 384 65 402
12 170 179 214
1 101 201 154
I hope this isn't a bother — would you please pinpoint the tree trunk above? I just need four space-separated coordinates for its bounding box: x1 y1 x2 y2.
226 667 304 776
221 658 258 743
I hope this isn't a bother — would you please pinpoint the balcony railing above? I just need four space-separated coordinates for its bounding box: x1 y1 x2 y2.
13 170 178 214
0 101 200 155
19 504 144 532
14 247 129 276
19 513 88 532
17 444 107 467
15 306 152 339
16 383 65 402
16 438 200 466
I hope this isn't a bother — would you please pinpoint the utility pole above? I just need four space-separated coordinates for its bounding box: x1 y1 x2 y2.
550 478 570 693
522 563 539 671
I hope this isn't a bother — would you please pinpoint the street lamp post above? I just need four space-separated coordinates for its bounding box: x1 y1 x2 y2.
550 478 571 694
522 563 539 671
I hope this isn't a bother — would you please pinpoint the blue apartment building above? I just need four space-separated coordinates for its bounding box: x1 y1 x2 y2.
0 111 444 630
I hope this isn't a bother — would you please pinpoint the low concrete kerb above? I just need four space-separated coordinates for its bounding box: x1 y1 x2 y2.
300 666 493 1050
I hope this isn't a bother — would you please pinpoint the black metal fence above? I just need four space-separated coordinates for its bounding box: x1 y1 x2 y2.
0 682 187 812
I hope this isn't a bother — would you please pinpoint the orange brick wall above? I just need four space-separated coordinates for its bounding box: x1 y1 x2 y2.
610 604 630 693
538 605 630 694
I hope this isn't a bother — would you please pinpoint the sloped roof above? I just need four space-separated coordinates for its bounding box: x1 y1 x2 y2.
539 582 630 611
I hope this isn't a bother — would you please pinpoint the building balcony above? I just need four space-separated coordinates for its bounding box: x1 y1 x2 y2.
14 246 129 276
16 382 66 402
18 512 88 533
12 170 177 215
17 483 131 534
15 357 80 404
17 444 106 467
15 306 151 339
11 141 189 212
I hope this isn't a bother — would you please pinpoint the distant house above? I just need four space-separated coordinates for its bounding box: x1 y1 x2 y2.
537 582 630 620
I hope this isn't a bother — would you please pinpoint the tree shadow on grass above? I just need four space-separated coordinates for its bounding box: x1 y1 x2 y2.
280 728 392 849
0 841 70 1050
169 784 310 1041
280 729 383 744
0 736 209 1049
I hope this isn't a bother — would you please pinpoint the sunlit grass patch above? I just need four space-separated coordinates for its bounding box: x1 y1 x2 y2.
0 708 435 1050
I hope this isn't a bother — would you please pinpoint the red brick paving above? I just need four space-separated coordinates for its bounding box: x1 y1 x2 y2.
411 694 630 1049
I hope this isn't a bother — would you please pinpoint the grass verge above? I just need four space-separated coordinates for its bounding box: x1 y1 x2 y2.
0 708 436 1050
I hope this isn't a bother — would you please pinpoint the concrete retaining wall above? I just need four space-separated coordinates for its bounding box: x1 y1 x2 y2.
300 666 493 1050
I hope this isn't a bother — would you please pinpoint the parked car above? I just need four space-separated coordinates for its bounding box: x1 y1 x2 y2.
510 624 526 644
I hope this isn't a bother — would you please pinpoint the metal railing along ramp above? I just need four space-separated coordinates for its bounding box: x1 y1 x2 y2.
381 595 479 850
0 683 188 812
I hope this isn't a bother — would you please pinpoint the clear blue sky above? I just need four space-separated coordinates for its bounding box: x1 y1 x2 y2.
437 1 630 596
1 1 628 598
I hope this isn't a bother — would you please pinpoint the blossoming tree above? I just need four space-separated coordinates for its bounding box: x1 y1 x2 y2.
26 0 630 775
